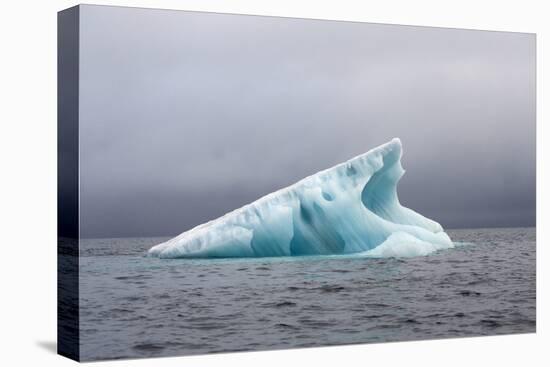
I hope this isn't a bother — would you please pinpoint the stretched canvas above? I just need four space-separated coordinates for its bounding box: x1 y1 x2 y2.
58 4 536 362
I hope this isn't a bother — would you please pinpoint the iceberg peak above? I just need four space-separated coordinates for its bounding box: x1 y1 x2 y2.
148 138 452 258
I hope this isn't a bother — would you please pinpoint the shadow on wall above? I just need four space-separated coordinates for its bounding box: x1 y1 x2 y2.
36 340 57 354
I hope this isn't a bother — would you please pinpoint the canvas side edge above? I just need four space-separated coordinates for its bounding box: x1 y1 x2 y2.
57 5 81 362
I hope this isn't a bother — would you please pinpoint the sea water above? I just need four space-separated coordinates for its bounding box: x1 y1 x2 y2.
77 227 535 361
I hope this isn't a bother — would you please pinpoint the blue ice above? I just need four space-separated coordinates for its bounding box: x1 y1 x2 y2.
148 139 453 259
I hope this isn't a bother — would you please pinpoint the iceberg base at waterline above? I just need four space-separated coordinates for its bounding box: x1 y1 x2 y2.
148 138 453 259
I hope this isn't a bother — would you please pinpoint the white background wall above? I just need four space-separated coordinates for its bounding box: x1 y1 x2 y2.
0 1 547 366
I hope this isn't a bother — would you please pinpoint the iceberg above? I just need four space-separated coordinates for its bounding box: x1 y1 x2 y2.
148 138 453 259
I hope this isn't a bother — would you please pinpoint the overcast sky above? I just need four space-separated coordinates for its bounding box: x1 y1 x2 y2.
78 5 536 238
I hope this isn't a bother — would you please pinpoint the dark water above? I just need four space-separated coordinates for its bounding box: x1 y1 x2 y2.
78 227 536 361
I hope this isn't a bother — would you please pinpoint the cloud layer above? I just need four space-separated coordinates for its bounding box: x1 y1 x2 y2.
78 6 535 237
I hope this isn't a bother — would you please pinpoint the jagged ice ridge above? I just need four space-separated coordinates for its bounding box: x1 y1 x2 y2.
148 138 453 259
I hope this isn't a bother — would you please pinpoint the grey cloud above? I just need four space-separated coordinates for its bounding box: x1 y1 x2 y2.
77 5 535 237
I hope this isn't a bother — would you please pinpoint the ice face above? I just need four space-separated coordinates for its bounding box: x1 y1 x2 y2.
148 138 453 259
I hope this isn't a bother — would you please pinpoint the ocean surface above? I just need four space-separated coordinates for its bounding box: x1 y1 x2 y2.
78 227 536 361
